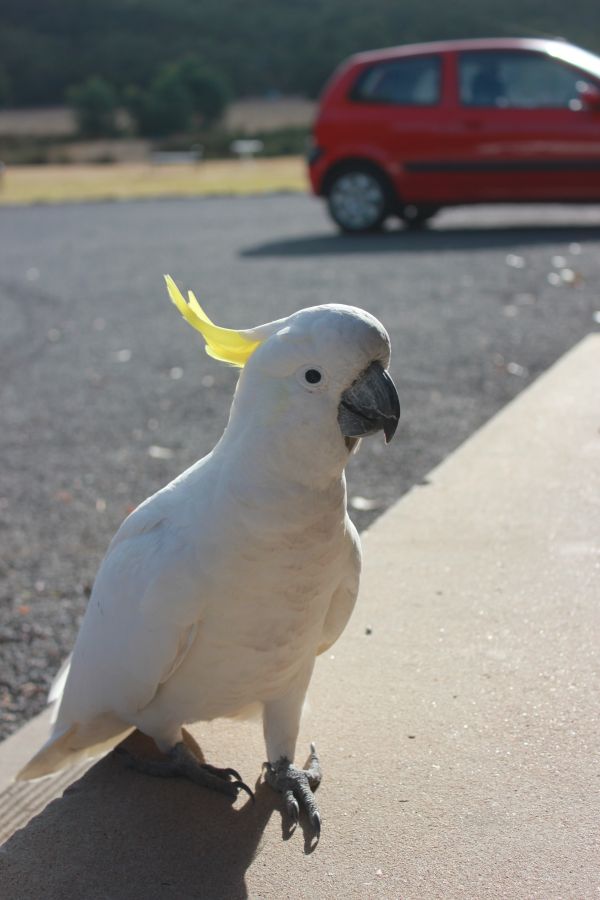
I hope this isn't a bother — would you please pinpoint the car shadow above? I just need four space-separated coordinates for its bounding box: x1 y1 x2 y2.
241 222 600 258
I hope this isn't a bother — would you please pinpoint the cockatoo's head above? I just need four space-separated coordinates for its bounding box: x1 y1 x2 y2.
166 277 400 470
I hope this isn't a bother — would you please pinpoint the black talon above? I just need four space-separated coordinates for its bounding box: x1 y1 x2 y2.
311 811 321 839
202 763 244 783
234 780 256 802
226 767 243 782
286 793 300 824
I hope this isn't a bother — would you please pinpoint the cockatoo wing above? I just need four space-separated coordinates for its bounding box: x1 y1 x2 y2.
18 495 205 780
87 510 203 711
54 487 206 731
317 520 361 655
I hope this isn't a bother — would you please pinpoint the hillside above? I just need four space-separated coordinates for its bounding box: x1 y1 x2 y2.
0 0 598 107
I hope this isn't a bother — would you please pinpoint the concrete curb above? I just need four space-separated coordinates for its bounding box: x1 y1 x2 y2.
0 334 598 898
0 708 53 795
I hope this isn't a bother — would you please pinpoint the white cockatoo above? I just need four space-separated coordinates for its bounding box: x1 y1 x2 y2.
19 277 400 835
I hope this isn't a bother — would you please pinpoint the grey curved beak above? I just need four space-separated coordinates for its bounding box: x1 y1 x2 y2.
338 361 400 444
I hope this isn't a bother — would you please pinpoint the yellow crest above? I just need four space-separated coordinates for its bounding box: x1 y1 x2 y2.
165 275 262 367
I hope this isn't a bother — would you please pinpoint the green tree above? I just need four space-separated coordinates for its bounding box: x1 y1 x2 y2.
176 57 231 126
126 58 230 136
126 64 193 136
0 67 11 107
2 0 600 107
67 76 118 137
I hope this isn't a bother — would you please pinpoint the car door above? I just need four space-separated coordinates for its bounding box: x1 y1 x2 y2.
449 48 600 201
347 52 459 203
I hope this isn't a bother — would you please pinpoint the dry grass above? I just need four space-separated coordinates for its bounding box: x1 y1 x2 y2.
0 157 308 205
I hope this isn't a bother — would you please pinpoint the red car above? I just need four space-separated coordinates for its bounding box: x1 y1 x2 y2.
308 38 600 232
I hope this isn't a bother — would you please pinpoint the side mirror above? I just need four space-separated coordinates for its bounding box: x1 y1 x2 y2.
578 83 600 112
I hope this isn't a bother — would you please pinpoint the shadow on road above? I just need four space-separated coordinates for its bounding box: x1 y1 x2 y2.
241 223 600 258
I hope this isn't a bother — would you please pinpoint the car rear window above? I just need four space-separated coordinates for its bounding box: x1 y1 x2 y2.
351 55 441 106
459 50 594 109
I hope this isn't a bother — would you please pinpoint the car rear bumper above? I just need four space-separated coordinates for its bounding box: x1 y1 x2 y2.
306 144 327 195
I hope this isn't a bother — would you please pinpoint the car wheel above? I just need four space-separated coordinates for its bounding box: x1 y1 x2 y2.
400 204 440 230
326 168 391 233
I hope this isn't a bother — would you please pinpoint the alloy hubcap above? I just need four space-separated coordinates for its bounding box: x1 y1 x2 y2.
329 172 385 230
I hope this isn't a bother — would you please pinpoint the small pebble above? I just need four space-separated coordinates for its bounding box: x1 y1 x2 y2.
506 362 528 377
505 254 525 268
350 496 380 511
148 445 174 460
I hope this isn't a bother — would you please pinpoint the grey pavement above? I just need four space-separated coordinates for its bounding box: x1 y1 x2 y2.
1 195 600 738
0 333 597 898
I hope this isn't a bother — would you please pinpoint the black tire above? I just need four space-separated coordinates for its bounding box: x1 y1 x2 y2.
400 204 440 230
326 166 391 233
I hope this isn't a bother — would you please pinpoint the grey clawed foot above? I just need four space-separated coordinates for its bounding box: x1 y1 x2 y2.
115 742 254 801
264 742 322 837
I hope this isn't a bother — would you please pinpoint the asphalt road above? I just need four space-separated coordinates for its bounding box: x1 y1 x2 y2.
1 194 599 740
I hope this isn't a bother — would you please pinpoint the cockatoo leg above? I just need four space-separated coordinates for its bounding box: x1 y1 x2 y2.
264 742 322 836
117 742 254 800
262 680 322 835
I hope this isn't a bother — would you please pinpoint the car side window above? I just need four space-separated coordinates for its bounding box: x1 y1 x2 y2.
459 50 592 109
351 55 441 106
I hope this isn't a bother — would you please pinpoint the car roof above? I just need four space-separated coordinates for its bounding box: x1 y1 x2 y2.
348 37 600 77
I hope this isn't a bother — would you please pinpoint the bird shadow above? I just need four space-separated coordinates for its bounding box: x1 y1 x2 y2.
0 731 309 900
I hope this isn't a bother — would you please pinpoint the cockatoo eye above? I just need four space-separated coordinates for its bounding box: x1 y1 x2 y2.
296 365 326 391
